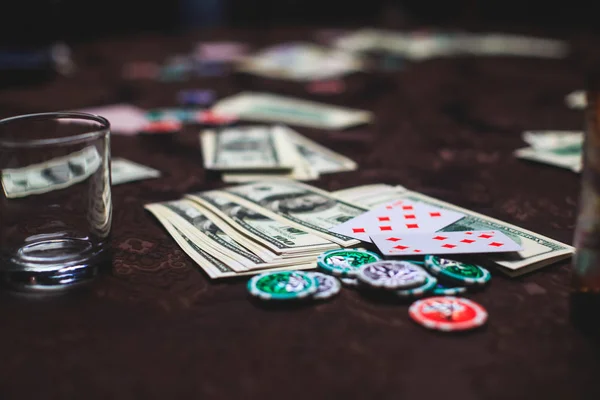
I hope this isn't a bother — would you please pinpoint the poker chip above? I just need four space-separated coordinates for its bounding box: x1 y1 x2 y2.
139 120 182 134
317 248 381 277
247 271 317 301
432 282 467 296
408 296 488 332
396 273 437 298
308 272 341 300
196 110 238 125
356 260 427 290
424 255 491 286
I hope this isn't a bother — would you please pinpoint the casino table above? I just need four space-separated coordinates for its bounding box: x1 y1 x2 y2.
0 26 599 400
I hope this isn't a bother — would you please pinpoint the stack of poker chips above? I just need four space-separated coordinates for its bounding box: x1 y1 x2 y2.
248 249 490 332
316 249 490 298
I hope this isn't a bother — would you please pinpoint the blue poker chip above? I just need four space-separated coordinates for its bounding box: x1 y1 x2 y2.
396 273 437 298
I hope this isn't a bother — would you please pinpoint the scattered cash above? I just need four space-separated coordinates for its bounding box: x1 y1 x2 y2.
514 131 583 173
200 125 356 182
332 184 574 277
211 92 373 130
236 42 364 81
334 29 569 60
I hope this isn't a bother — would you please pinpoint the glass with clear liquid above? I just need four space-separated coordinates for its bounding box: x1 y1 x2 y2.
0 112 112 291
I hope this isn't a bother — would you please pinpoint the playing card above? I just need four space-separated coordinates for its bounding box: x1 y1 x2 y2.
329 199 465 242
371 230 522 255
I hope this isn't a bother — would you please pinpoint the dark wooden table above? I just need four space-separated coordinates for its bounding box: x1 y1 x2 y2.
0 26 598 399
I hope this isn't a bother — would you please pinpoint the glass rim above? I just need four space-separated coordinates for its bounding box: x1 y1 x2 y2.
0 112 110 148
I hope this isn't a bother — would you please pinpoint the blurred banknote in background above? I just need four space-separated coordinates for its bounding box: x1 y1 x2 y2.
236 42 364 81
514 130 583 173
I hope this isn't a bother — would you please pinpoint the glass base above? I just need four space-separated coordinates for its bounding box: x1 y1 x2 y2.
1 237 109 292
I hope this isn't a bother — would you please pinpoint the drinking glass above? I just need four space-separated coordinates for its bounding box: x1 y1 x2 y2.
0 112 112 291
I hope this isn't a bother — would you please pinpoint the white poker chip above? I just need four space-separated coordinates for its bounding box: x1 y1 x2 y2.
308 272 342 300
356 260 427 290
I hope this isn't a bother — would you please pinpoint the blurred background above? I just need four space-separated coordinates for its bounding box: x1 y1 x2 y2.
3 0 600 45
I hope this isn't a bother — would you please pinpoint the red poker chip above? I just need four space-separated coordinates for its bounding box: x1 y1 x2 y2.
196 110 237 125
408 296 488 332
140 120 182 134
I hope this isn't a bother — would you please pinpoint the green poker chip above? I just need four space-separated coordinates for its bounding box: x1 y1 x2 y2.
432 282 468 296
247 271 318 300
424 255 491 286
317 248 381 277
396 273 438 298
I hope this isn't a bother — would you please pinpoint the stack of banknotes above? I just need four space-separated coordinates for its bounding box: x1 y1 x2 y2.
146 179 573 279
200 125 357 183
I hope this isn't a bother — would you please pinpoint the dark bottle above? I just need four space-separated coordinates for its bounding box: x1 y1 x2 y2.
571 82 600 332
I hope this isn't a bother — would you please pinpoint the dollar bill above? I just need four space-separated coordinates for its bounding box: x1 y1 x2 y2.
200 125 295 172
1 146 102 198
213 179 365 246
219 125 355 182
333 184 574 277
236 42 364 81
186 189 338 255
211 92 373 130
515 131 583 173
147 199 315 270
149 209 314 279
335 29 568 60
111 158 161 185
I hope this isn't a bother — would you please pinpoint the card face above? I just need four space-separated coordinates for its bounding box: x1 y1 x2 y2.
329 200 465 243
371 230 523 255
